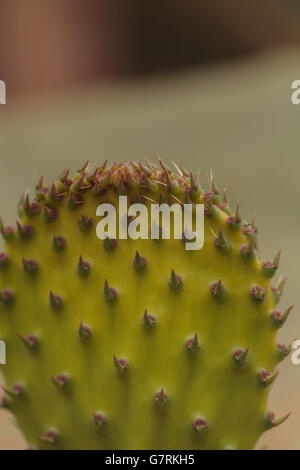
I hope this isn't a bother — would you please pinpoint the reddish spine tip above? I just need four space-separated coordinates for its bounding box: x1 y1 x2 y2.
250 285 266 303
242 223 257 239
78 215 93 232
44 205 58 222
143 309 156 329
186 332 200 353
169 269 182 291
103 237 117 251
209 169 219 194
233 347 249 366
113 354 128 373
189 172 202 199
133 251 147 272
277 342 292 360
46 183 57 202
240 238 256 259
21 193 30 212
2 383 24 398
271 277 287 305
78 160 90 173
271 310 281 322
51 373 69 387
155 388 168 406
205 198 217 217
0 288 14 303
271 305 294 327
78 255 90 276
59 168 70 183
71 176 84 194
226 204 241 229
53 235 66 251
17 222 34 239
37 429 58 445
93 412 106 428
11 383 24 396
28 202 41 216
0 221 15 241
49 290 63 310
262 252 281 277
210 280 226 300
259 369 279 386
17 333 38 348
104 279 117 302
193 418 209 432
35 176 48 201
214 226 230 252
265 411 291 428
78 321 92 340
23 258 39 274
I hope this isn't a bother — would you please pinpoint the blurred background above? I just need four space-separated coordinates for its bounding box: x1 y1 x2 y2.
0 0 300 450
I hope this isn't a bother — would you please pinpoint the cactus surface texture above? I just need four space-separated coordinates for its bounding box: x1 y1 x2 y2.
0 160 292 450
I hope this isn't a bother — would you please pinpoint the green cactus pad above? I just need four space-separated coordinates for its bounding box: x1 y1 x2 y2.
0 160 292 449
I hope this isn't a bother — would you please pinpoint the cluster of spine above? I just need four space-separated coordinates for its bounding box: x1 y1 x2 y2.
0 159 294 450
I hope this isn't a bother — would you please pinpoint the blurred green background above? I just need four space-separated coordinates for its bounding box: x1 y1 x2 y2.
0 0 300 450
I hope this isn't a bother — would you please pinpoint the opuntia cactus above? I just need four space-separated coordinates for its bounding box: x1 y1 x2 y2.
0 159 293 449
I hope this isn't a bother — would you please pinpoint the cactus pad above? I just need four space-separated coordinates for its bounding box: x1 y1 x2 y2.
0 159 292 449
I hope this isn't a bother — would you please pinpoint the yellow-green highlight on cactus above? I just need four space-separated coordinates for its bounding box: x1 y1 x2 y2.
0 159 293 449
